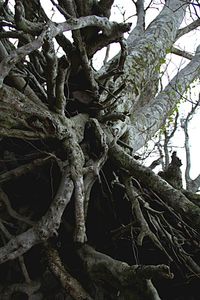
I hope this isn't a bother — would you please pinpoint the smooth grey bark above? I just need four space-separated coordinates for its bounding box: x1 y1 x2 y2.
100 0 200 152
127 45 200 152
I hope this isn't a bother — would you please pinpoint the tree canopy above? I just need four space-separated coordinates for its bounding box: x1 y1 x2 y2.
0 1 200 299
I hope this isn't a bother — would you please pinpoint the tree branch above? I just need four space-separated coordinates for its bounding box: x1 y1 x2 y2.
83 118 108 217
0 188 34 226
68 0 99 97
99 1 190 145
42 38 58 108
62 137 86 243
171 46 193 60
123 176 172 260
0 16 130 87
189 174 200 193
148 156 163 170
50 0 72 19
97 0 114 18
176 18 200 41
109 144 200 231
0 169 74 264
54 55 70 115
0 84 86 142
74 28 99 96
77 244 173 297
181 97 200 192
0 39 44 106
0 156 53 183
162 111 179 169
14 0 44 34
135 0 145 30
46 246 93 300
125 44 200 152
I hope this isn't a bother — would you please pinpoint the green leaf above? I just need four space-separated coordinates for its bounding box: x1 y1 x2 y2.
159 58 166 64
166 48 171 54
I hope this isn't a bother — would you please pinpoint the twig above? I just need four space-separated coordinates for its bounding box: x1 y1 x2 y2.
50 0 72 19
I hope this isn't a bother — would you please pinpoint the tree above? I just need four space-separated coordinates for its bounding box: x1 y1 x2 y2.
0 0 200 299
146 91 200 192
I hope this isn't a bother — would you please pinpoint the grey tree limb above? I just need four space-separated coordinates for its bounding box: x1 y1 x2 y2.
171 46 193 60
